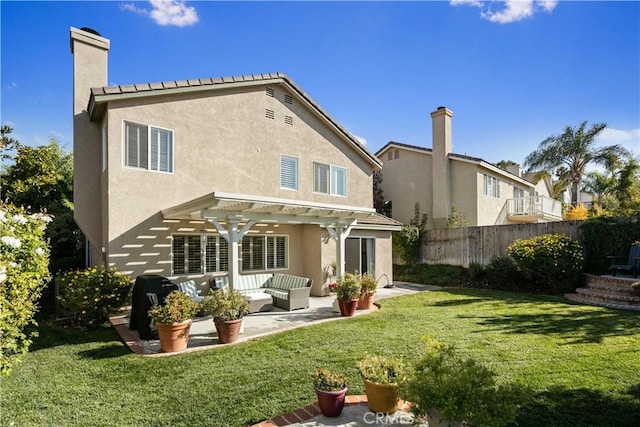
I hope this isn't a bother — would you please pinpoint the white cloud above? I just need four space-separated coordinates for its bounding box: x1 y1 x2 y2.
451 0 558 24
121 1 199 27
600 128 640 154
6 82 18 90
353 135 367 146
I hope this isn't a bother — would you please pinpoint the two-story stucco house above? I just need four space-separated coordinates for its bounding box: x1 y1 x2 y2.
70 27 400 296
376 107 562 229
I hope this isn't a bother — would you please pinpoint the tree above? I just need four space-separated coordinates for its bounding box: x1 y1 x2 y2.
583 171 615 208
373 170 385 214
2 133 84 274
524 121 630 206
611 159 640 215
495 160 517 171
1 125 19 163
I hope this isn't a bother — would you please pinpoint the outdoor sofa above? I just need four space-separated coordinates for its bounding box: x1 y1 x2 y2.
210 273 313 312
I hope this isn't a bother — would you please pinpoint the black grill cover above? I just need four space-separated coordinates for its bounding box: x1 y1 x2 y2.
129 275 178 339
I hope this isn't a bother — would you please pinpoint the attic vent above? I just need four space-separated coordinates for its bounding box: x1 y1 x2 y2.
265 109 275 120
266 87 275 97
284 94 293 104
394 149 399 159
285 115 293 126
387 151 393 161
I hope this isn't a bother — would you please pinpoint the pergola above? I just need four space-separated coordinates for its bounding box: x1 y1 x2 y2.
161 191 375 289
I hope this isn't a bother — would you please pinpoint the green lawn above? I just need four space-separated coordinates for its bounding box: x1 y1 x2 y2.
2 288 639 426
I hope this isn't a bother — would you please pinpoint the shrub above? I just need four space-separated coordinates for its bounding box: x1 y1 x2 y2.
393 225 421 266
0 204 51 376
336 273 361 300
394 263 465 286
357 355 405 385
484 256 525 291
564 203 589 220
148 291 200 325
359 273 377 295
508 234 583 294
467 262 486 280
200 289 249 321
403 336 528 427
580 216 640 274
314 367 347 392
56 267 132 327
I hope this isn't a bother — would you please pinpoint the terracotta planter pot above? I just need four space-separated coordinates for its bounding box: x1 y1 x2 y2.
315 387 347 417
362 377 400 414
214 318 243 344
357 292 375 310
155 320 192 353
337 298 358 317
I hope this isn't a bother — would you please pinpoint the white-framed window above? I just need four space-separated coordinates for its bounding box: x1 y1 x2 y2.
241 235 288 272
124 121 173 173
172 234 228 275
280 155 298 190
483 174 500 198
314 162 347 196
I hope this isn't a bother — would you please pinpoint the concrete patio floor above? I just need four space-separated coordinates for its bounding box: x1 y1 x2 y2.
110 282 439 356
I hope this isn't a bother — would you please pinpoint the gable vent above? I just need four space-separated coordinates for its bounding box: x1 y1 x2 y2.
266 87 275 97
284 94 293 104
285 115 293 126
265 109 275 120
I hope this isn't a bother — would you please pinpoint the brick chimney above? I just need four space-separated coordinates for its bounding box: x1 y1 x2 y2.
70 27 110 265
431 106 453 229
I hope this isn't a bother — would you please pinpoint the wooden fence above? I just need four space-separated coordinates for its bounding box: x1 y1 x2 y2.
421 221 584 267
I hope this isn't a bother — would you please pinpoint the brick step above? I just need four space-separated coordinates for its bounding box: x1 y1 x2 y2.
583 273 638 287
575 287 640 302
565 293 640 312
585 281 634 293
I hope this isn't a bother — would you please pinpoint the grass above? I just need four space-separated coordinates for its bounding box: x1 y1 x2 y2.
1 289 639 426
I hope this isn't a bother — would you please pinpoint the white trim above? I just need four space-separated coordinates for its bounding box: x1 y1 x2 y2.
280 155 298 191
122 119 174 174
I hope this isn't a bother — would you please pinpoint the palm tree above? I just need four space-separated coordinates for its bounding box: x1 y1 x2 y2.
524 121 630 206
583 171 615 207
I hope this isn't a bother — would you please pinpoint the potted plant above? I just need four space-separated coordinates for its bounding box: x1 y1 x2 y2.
200 288 250 344
335 273 361 317
631 281 640 297
357 355 405 413
357 273 377 310
313 367 348 417
402 336 527 426
148 290 200 353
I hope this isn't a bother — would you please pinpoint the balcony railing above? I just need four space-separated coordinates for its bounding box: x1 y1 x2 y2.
506 195 562 222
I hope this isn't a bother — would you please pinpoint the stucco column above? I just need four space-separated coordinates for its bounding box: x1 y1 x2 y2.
431 106 453 229
205 217 256 290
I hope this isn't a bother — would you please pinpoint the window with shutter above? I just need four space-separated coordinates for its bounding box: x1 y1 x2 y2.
242 235 288 272
314 162 329 193
280 156 298 190
124 121 173 173
314 162 346 196
174 234 229 275
331 166 346 196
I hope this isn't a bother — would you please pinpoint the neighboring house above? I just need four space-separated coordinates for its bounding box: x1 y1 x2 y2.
70 27 400 296
376 107 562 229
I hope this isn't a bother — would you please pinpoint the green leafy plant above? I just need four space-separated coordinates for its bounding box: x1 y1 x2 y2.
0 204 51 376
631 281 640 296
403 336 528 427
359 273 377 295
580 217 640 274
357 355 405 385
200 289 249 322
393 225 421 267
313 367 347 392
508 234 584 294
485 255 525 291
148 291 200 325
467 262 486 280
335 273 361 301
56 267 132 327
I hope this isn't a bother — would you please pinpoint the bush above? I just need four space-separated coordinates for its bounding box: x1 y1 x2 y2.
394 263 465 286
484 256 525 291
581 216 640 274
359 273 377 295
0 204 51 376
56 267 132 327
149 290 200 324
336 273 361 300
467 262 486 280
508 234 583 294
393 225 421 266
403 336 528 427
357 355 405 385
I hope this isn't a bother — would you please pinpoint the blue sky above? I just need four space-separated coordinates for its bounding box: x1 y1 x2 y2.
2 1 639 169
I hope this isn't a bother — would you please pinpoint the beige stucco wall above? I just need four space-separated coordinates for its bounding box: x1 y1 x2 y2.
449 161 479 226
379 148 433 227
103 85 374 241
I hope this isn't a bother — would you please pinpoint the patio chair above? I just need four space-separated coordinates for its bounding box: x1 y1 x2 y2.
176 280 204 303
608 243 640 277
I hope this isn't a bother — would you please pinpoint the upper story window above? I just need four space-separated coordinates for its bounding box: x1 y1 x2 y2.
314 162 346 196
280 155 298 190
483 174 500 198
124 121 173 173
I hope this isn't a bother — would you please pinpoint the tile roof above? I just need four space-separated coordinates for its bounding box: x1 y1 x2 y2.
357 213 402 228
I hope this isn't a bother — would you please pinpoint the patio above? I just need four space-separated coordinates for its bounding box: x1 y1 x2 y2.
110 282 438 356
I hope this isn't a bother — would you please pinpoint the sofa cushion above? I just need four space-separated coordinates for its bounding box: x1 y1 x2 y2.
253 273 273 288
271 274 309 290
264 288 289 300
177 280 204 303
236 275 258 292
